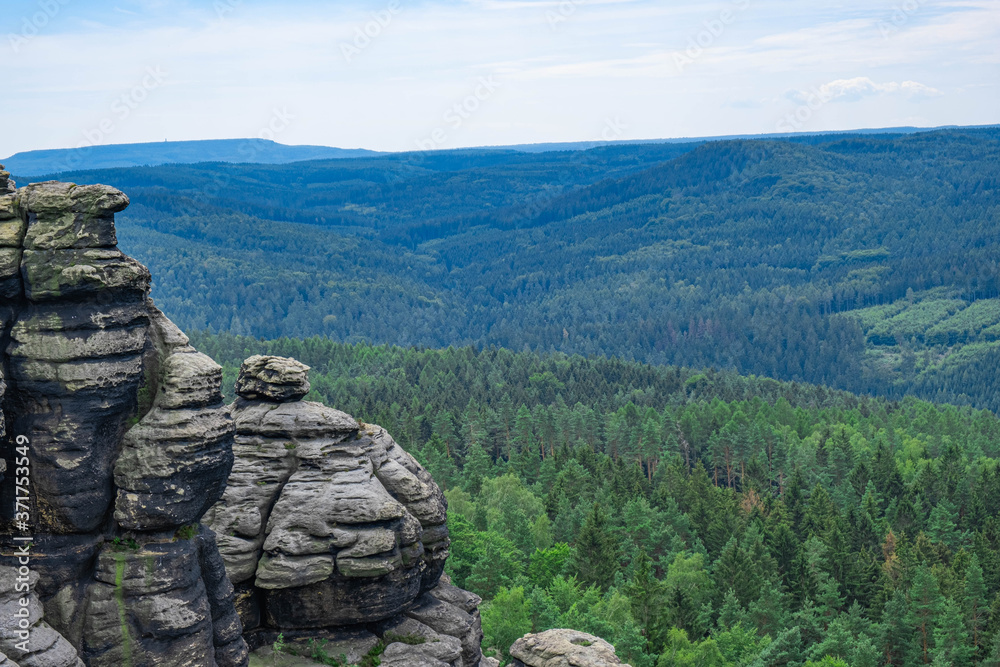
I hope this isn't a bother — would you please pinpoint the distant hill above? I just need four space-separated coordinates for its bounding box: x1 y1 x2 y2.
473 124 994 152
11 127 1000 412
10 126 993 178
2 139 380 177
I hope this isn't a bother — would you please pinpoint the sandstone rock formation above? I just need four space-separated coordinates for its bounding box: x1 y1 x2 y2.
0 173 248 666
205 355 491 666
0 171 504 666
509 629 632 667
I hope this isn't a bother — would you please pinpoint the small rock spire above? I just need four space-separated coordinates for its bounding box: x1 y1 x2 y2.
0 163 14 193
235 354 311 401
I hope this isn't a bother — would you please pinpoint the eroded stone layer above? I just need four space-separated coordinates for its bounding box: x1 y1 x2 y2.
0 175 248 667
205 357 451 630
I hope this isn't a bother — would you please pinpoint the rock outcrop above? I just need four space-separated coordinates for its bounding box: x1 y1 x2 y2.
0 171 498 666
509 629 632 667
205 355 490 666
0 173 248 666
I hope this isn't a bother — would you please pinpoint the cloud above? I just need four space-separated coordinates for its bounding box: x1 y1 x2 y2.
788 77 944 103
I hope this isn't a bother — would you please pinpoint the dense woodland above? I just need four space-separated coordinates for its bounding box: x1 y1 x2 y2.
192 333 1000 666
21 128 1000 663
27 127 1000 412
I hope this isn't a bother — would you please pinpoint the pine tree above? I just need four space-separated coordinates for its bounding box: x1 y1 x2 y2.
753 626 805 667
880 588 913 666
932 598 972 667
927 499 961 550
748 582 789 638
625 549 665 644
713 537 749 604
987 632 1000 666
908 565 943 664
422 434 459 489
573 503 619 591
964 555 989 658
463 439 492 495
815 577 844 629
717 589 750 631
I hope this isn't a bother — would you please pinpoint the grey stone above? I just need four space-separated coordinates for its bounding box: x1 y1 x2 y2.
0 180 248 666
236 355 311 402
431 576 483 615
252 628 379 665
406 593 481 667
0 567 84 667
21 247 150 301
382 637 462 665
509 629 631 667
0 164 14 193
0 247 21 299
20 181 126 250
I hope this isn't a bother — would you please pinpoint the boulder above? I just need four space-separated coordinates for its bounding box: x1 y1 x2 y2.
235 355 311 402
509 629 632 667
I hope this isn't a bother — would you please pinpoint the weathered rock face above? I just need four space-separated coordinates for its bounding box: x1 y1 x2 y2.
0 174 248 666
0 172 493 666
509 629 631 667
205 356 490 666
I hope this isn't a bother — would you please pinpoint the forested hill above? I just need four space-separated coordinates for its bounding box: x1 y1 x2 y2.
20 126 1000 411
190 333 1000 666
1 138 379 176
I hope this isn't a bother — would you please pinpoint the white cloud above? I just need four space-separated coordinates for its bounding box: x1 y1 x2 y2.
789 77 944 104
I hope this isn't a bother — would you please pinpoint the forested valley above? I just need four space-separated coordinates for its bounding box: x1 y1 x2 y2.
20 126 1000 664
23 126 1000 412
192 333 1000 666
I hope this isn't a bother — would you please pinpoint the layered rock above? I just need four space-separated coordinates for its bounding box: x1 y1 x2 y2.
0 566 83 667
205 356 490 665
509 629 632 667
0 172 501 666
0 175 248 666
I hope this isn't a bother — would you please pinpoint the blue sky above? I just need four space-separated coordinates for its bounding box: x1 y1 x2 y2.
1 0 997 156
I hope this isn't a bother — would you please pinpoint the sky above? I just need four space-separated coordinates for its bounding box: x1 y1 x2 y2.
1 0 998 157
